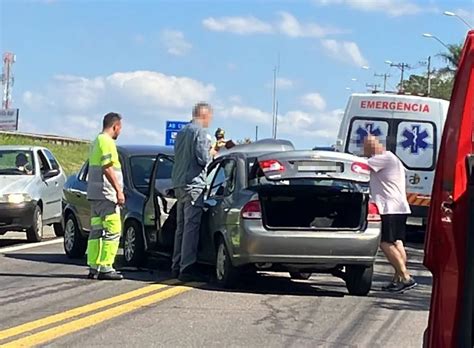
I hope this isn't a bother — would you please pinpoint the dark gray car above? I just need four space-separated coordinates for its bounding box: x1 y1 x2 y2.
62 145 174 263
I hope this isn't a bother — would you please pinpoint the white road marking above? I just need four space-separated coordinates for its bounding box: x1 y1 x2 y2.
0 238 63 254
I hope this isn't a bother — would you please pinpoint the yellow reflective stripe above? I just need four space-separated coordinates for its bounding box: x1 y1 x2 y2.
103 212 121 234
91 217 102 226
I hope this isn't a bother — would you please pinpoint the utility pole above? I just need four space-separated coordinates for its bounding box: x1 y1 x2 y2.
427 56 432 96
274 101 279 139
374 73 391 92
388 62 411 92
271 53 280 139
271 66 277 139
255 126 259 142
1 52 15 110
366 83 381 93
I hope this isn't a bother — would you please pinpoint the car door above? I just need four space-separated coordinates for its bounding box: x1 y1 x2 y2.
143 154 175 251
42 149 66 220
74 162 91 231
36 150 57 220
199 158 238 264
424 32 474 348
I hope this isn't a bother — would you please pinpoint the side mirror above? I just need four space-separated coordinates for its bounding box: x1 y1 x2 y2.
44 169 60 179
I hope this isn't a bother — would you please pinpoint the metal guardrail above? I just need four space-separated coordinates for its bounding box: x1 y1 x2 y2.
0 131 90 145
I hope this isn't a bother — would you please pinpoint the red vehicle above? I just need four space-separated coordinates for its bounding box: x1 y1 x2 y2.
424 30 474 347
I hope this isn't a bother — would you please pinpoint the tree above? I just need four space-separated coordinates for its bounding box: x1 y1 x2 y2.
401 72 454 100
438 43 462 74
399 42 461 101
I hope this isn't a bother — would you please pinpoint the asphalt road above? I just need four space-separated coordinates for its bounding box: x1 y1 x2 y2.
0 233 431 348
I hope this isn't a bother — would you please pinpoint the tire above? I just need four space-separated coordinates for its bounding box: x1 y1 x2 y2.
53 220 65 237
345 265 374 296
64 213 87 258
26 206 43 243
123 220 146 267
215 236 240 288
289 272 312 280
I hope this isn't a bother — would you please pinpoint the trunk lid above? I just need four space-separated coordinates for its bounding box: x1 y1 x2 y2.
254 150 369 183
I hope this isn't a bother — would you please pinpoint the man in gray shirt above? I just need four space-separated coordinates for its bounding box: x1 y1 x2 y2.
171 102 213 281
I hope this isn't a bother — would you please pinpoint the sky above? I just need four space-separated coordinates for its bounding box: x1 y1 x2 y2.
1 0 473 149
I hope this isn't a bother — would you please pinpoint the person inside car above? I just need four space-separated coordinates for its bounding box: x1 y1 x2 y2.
15 153 33 174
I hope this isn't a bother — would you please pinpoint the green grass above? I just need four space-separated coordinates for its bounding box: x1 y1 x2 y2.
0 134 90 175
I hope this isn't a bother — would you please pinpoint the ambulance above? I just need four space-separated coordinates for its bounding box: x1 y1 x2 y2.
336 93 450 227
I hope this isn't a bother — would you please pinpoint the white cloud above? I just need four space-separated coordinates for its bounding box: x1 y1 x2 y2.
220 101 342 144
202 16 273 35
19 70 215 143
314 0 424 17
106 71 215 109
301 93 327 111
321 39 368 67
266 77 295 90
276 11 344 38
52 75 106 112
203 12 345 38
278 108 344 142
221 105 272 124
160 30 192 56
66 115 100 131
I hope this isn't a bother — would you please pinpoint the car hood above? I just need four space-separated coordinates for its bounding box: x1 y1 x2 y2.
0 176 36 195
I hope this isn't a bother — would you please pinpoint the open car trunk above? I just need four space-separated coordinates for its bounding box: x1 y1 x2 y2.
258 185 367 230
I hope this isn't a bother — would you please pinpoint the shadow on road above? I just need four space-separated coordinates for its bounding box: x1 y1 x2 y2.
4 252 85 266
200 273 347 298
0 239 28 248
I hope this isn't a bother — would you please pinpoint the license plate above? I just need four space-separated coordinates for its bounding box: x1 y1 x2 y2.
296 161 342 172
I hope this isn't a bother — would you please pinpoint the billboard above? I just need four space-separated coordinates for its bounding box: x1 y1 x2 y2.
0 109 19 131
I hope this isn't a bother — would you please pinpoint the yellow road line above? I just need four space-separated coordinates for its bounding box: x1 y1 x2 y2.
1 284 195 348
0 280 177 341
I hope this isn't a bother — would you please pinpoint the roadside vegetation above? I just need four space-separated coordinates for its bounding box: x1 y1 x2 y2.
402 43 462 100
0 133 89 175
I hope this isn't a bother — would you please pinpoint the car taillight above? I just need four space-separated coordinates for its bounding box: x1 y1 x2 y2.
351 162 370 175
259 160 285 173
241 200 262 219
367 202 381 222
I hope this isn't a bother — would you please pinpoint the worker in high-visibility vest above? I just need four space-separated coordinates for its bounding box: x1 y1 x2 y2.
86 112 125 281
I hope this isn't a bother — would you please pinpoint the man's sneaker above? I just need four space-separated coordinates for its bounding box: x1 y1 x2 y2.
98 271 123 281
389 277 417 293
381 281 399 291
87 269 98 279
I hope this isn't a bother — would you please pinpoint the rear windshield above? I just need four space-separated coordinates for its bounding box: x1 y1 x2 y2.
346 117 436 170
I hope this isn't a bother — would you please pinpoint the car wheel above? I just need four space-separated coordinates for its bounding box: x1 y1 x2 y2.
345 265 374 296
289 272 312 280
53 220 65 237
64 213 87 258
123 220 146 267
26 206 43 243
215 236 239 288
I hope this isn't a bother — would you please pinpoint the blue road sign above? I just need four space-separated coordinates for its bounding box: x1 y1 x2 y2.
165 121 189 146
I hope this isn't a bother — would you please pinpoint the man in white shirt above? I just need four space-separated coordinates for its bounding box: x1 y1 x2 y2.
364 135 417 293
